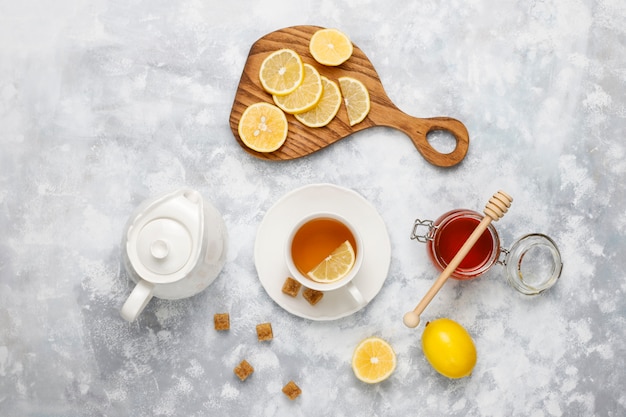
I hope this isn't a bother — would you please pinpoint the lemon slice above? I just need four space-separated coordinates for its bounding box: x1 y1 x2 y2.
306 240 355 283
352 337 397 384
259 49 304 96
272 64 323 114
294 76 341 128
338 76 370 126
309 28 353 66
237 102 288 152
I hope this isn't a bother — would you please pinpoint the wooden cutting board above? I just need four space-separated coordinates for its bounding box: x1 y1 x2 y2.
229 25 469 167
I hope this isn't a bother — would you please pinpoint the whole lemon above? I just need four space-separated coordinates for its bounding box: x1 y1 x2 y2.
421 318 477 378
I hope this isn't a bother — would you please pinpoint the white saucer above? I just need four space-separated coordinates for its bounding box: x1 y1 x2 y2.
254 183 391 321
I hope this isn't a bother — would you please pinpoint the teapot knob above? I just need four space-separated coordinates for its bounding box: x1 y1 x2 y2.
150 239 170 259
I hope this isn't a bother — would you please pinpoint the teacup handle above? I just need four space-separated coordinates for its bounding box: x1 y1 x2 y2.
345 281 366 307
120 279 155 322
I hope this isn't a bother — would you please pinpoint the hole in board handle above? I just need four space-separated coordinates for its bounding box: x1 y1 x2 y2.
426 130 457 155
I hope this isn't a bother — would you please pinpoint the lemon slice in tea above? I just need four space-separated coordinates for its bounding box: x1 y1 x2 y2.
307 240 355 283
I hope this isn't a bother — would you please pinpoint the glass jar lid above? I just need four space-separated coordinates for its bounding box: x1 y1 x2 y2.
503 234 563 295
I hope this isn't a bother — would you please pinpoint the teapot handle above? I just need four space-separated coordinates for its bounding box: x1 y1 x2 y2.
120 279 154 321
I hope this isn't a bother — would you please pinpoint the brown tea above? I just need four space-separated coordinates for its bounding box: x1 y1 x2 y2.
290 217 357 277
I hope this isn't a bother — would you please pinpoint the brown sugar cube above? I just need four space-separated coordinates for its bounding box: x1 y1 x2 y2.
213 313 230 331
281 277 302 297
282 380 302 400
234 360 254 381
302 288 324 305
256 322 273 341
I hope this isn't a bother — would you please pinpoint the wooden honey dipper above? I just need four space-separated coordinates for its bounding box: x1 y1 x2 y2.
403 191 513 328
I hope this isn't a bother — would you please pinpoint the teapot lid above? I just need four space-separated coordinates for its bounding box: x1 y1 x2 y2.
136 218 193 275
126 189 204 284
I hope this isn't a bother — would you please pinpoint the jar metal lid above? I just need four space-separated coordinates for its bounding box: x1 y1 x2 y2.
503 233 563 295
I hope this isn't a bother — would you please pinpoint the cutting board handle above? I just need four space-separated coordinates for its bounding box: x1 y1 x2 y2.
371 108 470 167
413 116 469 167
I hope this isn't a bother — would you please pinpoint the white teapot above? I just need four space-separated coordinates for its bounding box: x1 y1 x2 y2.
120 188 227 321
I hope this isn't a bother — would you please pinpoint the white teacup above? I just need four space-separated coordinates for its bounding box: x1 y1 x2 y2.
285 212 365 305
120 188 227 321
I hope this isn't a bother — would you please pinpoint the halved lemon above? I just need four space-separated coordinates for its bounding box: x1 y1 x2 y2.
259 49 304 96
338 76 370 126
352 337 397 384
294 76 342 128
309 28 353 66
237 102 288 152
307 240 355 283
273 64 323 114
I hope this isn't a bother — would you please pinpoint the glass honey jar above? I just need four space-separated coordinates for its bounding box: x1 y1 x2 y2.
411 209 563 295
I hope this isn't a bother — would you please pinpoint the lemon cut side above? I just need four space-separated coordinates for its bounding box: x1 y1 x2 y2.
352 337 397 384
238 102 288 153
309 28 353 66
273 63 323 114
338 76 370 126
259 49 304 96
294 76 342 128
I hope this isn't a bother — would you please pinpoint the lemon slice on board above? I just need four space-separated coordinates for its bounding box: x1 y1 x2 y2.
309 28 353 66
338 76 370 126
238 102 288 153
273 63 323 114
352 337 397 384
307 240 355 283
259 49 304 96
294 76 342 128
